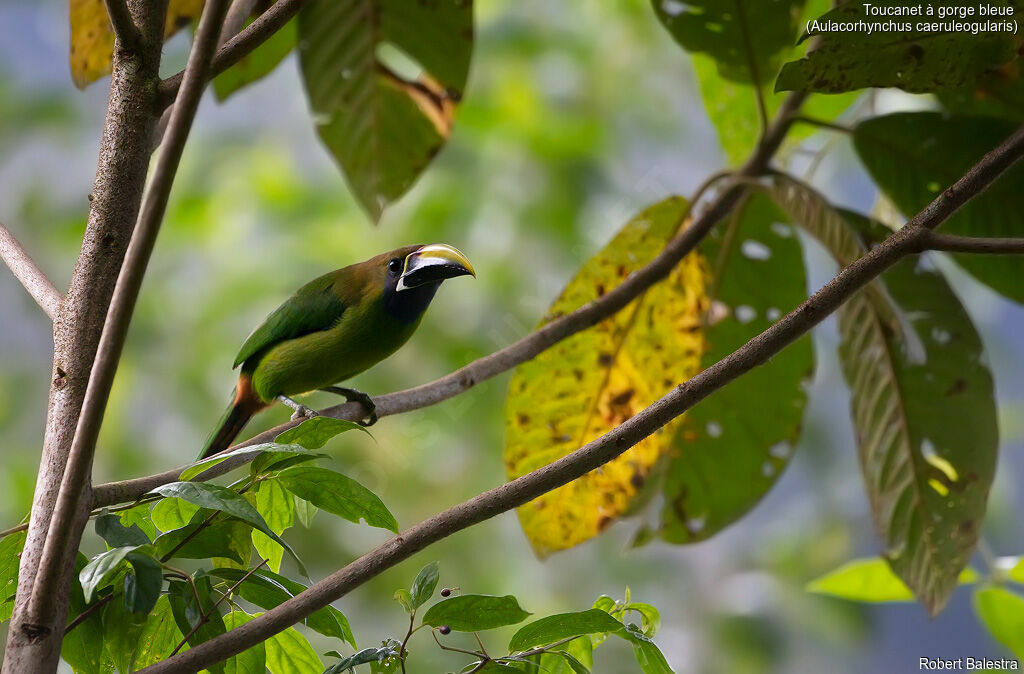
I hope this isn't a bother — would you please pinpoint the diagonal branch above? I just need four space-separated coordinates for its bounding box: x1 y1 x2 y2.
103 0 141 48
137 123 1024 674
0 221 62 321
921 231 1024 254
157 0 308 109
24 0 233 630
91 94 808 509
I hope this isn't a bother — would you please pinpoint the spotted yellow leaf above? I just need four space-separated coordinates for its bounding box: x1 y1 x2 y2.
69 0 205 89
504 197 708 557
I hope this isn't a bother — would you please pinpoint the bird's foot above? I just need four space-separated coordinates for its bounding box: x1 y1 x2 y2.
276 395 319 422
321 386 378 426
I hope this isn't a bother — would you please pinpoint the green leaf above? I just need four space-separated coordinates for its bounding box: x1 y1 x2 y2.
252 478 295 573
807 557 979 602
274 417 369 450
179 442 282 482
96 512 150 548
660 193 812 543
63 554 112 674
623 602 661 638
1008 557 1024 585
168 576 227 674
652 0 804 84
133 596 184 670
509 609 624 651
974 587 1024 659
294 496 318 528
207 567 356 647
298 0 473 220
118 503 159 542
410 561 439 609
393 588 414 614
278 466 398 533
0 531 26 622
101 595 149 673
422 594 531 632
768 179 998 615
151 496 201 532
505 197 707 557
265 625 323 674
251 445 328 477
124 551 163 614
538 637 593 674
149 482 305 574
853 112 1024 303
214 17 297 101
154 514 253 564
324 643 401 673
775 1 1017 93
80 546 138 603
223 611 267 674
620 625 675 674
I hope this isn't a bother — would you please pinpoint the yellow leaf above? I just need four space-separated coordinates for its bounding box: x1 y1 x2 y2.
69 0 206 89
504 197 709 557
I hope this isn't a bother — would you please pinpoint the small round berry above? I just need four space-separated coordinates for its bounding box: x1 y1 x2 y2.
439 625 451 635
440 588 451 597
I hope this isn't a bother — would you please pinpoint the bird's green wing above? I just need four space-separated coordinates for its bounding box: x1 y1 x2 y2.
233 273 345 368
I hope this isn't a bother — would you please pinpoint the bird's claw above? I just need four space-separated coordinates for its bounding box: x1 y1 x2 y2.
290 405 318 422
321 386 377 426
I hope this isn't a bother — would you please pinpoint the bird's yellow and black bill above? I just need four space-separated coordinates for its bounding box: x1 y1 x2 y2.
397 243 476 291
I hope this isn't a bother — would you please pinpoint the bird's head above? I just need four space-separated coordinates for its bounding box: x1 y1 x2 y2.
377 244 475 323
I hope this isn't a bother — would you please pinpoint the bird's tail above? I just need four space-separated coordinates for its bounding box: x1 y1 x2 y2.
198 375 265 460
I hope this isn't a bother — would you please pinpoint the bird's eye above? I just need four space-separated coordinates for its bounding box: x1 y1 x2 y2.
388 258 403 275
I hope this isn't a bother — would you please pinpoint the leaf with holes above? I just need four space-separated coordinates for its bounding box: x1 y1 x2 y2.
768 179 997 614
775 0 1017 94
298 0 473 221
659 193 812 543
853 112 1024 304
69 0 205 89
504 197 708 557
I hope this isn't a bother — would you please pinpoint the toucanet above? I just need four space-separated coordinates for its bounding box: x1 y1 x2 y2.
199 244 475 459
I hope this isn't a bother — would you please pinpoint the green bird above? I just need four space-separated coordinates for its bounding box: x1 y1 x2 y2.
199 243 475 460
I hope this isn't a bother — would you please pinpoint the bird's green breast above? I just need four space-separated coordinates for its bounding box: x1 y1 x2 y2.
249 297 423 402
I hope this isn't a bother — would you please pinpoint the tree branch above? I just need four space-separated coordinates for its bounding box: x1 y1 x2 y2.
24 0 232 632
157 0 308 109
103 0 141 48
91 93 809 509
137 123 1024 674
0 221 62 321
921 231 1024 254
4 1 169 667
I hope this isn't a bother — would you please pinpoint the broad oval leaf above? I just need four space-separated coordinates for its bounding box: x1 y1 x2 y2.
652 0 804 84
274 417 369 449
80 545 138 603
265 625 323 674
251 478 296 573
0 531 27 622
659 193 812 543
775 1 1017 94
768 178 998 615
168 576 228 673
422 594 531 632
509 609 623 652
133 596 185 670
149 481 306 574
974 587 1024 659
151 496 201 532
807 557 978 603
298 0 474 220
214 17 297 101
96 512 150 548
853 112 1024 304
101 592 150 673
277 466 398 533
154 515 252 564
124 551 163 614
504 197 708 557
620 625 675 674
69 0 205 88
223 610 268 674
410 561 440 610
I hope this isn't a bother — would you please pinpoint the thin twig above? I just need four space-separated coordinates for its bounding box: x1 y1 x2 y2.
921 232 1024 254
91 97 809 510
25 0 233 629
103 0 141 48
791 115 854 135
220 0 261 46
169 557 269 656
157 0 307 109
0 221 62 320
135 122 1024 674
64 592 116 634
399 612 415 674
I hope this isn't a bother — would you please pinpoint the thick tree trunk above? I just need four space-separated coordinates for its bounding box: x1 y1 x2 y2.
1 4 164 671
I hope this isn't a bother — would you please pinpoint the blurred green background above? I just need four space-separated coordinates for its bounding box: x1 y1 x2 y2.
1 0 1023 671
